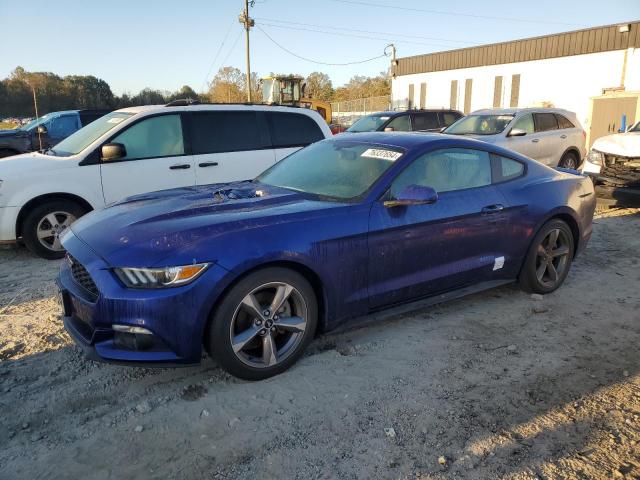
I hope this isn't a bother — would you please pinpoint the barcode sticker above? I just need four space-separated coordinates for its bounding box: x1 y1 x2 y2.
361 149 402 161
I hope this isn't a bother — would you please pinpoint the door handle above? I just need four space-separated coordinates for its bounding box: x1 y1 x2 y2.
560 134 567 139
481 204 504 214
170 164 191 170
531 138 539 143
198 161 219 167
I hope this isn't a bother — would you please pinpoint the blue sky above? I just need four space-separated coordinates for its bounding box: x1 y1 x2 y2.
0 0 638 95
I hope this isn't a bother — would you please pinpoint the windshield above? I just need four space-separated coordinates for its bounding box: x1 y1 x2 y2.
445 114 515 135
51 111 133 156
346 114 391 133
629 121 640 133
19 113 54 131
256 140 403 200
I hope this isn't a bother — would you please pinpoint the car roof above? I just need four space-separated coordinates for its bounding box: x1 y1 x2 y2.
366 109 459 117
113 104 326 117
470 107 577 116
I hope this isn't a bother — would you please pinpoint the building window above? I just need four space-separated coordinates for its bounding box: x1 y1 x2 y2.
464 79 473 114
510 74 521 108
493 76 503 108
419 83 427 109
450 80 458 110
408 84 415 109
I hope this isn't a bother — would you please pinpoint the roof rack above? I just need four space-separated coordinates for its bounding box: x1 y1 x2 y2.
164 98 304 109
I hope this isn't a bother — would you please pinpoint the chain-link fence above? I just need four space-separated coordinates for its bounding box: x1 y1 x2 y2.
330 95 390 125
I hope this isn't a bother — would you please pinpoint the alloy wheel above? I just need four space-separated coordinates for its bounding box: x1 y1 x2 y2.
36 211 76 252
229 282 308 368
535 228 571 289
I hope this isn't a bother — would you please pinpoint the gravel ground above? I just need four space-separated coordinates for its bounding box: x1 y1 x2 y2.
0 208 639 480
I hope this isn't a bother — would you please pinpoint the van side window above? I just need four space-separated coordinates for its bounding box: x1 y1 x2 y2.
190 111 265 154
111 114 184 160
266 112 324 148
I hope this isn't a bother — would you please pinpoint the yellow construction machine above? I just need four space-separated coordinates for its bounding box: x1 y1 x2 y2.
261 75 332 124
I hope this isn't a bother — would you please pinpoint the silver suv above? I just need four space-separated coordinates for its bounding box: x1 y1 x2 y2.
444 108 586 169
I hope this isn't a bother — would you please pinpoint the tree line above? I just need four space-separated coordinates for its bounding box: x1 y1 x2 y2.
0 66 390 117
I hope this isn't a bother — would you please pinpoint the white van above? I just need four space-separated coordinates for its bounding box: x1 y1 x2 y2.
0 103 332 258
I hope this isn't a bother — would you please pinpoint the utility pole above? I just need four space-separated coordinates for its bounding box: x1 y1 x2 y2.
239 0 255 103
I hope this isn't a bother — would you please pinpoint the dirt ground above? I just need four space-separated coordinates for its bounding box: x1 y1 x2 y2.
0 208 638 480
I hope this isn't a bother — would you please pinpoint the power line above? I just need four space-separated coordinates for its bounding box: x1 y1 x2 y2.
254 17 477 45
258 21 460 49
219 29 244 70
328 0 587 27
201 20 236 92
256 25 388 66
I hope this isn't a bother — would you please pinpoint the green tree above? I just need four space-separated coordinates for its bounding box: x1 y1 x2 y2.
304 72 333 101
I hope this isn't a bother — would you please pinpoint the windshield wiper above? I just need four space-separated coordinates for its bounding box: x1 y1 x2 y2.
43 148 57 156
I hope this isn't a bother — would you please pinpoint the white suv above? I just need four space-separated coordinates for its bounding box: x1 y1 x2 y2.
444 108 586 168
0 103 332 258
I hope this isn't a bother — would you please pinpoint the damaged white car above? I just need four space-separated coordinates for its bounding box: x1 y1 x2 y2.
582 121 640 203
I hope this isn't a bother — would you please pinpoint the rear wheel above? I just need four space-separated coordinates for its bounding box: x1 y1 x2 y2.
207 267 317 380
519 219 574 294
559 151 578 170
21 200 87 259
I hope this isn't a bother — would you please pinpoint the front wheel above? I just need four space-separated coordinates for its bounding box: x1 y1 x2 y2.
207 268 318 380
21 200 87 259
519 219 574 294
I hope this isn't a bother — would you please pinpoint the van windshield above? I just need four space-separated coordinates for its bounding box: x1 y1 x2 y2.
51 112 134 156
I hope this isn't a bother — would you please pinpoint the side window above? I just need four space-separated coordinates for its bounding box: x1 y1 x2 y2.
386 114 411 132
390 148 491 197
440 112 460 127
555 114 575 129
412 113 439 131
111 114 184 160
492 154 525 182
49 115 78 137
267 112 324 148
534 113 558 132
510 113 534 134
190 111 264 154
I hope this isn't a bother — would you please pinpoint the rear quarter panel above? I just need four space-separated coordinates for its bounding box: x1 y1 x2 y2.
497 163 595 271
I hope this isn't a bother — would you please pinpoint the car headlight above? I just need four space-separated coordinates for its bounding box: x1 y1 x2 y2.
585 149 604 166
115 263 209 288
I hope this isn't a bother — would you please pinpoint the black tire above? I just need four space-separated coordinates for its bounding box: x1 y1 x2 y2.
519 219 574 294
22 200 87 260
559 151 578 170
207 267 318 380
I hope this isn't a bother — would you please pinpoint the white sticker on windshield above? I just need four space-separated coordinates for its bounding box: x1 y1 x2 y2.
107 117 125 124
361 148 402 161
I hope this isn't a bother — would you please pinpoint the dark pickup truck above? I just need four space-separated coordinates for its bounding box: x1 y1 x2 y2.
0 109 110 158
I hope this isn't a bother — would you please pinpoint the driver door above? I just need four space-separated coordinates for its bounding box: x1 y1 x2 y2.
100 114 195 205
368 148 509 308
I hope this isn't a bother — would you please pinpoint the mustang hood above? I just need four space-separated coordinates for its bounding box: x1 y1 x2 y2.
68 182 337 267
592 131 640 158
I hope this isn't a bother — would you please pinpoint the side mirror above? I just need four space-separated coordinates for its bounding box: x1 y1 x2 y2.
384 185 438 208
508 128 527 137
101 142 126 162
37 125 48 135
383 126 395 132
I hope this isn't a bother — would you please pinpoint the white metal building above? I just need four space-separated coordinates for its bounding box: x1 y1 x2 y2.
391 21 640 147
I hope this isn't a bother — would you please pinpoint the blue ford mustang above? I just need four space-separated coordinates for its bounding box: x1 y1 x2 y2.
58 133 595 379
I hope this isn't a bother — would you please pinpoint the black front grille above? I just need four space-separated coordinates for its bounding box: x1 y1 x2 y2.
68 255 99 300
601 156 640 188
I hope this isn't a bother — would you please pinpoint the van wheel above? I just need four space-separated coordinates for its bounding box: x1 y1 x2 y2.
519 219 574 294
22 200 87 259
559 152 578 169
206 267 317 380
